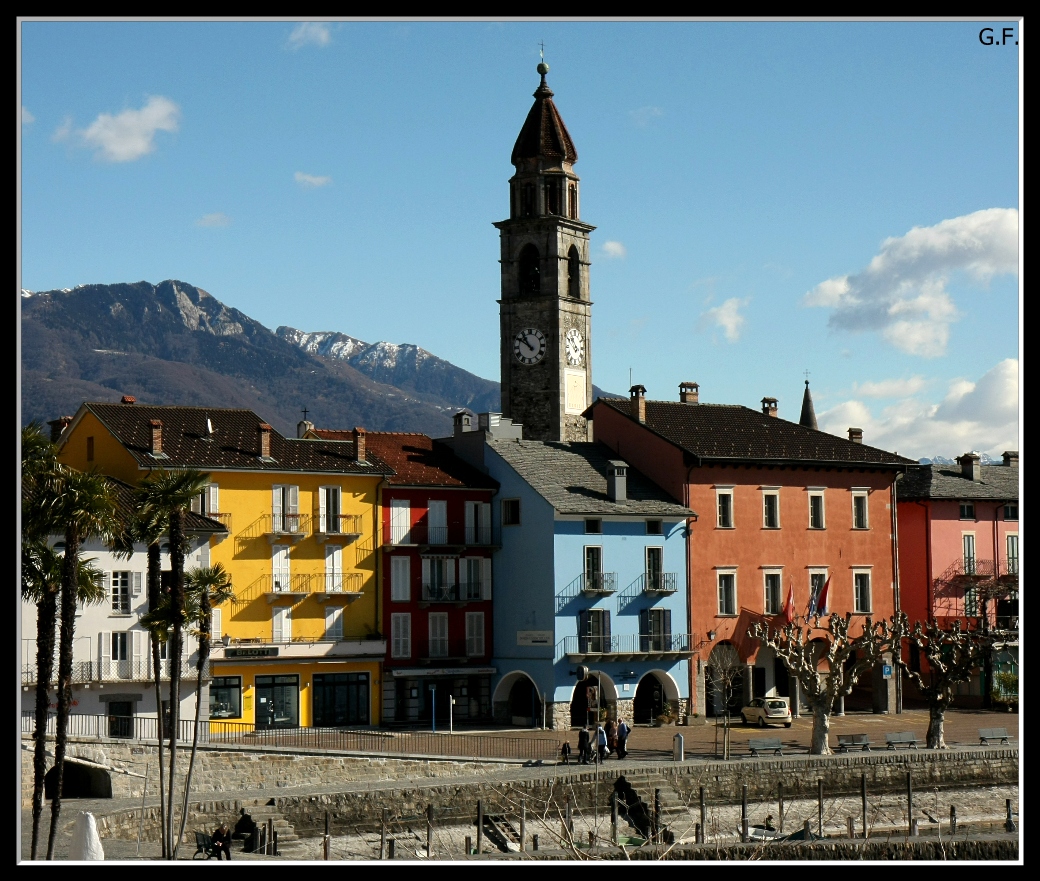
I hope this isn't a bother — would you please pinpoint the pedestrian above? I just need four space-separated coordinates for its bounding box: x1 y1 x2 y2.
616 716 630 759
577 726 590 764
234 808 257 853
560 740 572 765
212 821 233 861
596 723 608 762
605 718 617 756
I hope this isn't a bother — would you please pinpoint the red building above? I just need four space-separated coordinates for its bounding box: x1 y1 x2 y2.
589 383 915 717
897 451 1019 706
310 429 499 726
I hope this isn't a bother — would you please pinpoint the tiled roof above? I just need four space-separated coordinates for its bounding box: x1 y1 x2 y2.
74 403 393 475
899 463 1019 501
511 75 578 165
317 431 498 490
487 439 694 517
594 398 915 467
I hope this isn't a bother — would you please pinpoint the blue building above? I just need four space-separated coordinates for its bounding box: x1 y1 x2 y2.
442 412 695 730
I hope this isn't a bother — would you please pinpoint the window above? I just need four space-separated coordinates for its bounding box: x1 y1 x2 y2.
461 557 491 600
646 547 664 591
852 490 869 529
318 486 342 534
584 546 604 591
762 490 780 529
324 605 343 641
464 501 492 544
717 571 737 616
272 606 292 643
568 246 581 297
1007 534 1019 575
568 183 578 220
1004 503 1018 521
518 244 540 295
210 676 242 719
324 544 343 593
502 499 521 526
584 518 602 534
422 557 455 600
390 498 411 544
808 491 825 529
271 545 290 592
763 571 782 615
640 608 672 652
466 612 485 657
428 613 449 658
272 485 300 532
959 502 976 520
191 483 220 517
578 608 610 653
427 499 447 545
964 585 979 617
111 631 129 661
716 488 734 528
962 534 976 575
391 613 411 658
390 556 411 602
853 571 872 614
110 572 132 614
809 572 828 613
645 519 663 535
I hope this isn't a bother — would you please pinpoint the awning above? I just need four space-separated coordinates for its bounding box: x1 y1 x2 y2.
390 667 496 678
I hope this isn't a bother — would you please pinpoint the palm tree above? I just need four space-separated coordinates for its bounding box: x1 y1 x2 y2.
45 467 118 859
175 563 234 850
135 469 209 859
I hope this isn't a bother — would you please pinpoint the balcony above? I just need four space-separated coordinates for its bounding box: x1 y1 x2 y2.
581 571 616 595
419 637 487 663
643 572 678 595
385 524 498 549
560 632 693 662
259 572 365 603
262 512 309 544
21 658 204 686
420 582 486 604
314 513 363 544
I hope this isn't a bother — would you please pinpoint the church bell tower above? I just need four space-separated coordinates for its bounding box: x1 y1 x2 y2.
495 61 595 442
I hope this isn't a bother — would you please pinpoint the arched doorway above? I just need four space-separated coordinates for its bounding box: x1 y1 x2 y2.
633 674 666 724
507 676 541 726
44 761 112 799
705 641 744 718
570 675 602 727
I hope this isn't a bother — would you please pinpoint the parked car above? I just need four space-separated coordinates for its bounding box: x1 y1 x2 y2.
740 697 792 728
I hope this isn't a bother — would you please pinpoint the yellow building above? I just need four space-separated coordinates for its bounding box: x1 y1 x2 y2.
53 398 392 727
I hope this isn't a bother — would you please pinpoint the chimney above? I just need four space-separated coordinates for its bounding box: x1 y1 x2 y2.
957 451 981 482
1002 450 1019 467
47 416 73 443
453 410 474 436
297 419 313 439
761 397 778 418
353 427 366 463
606 460 628 502
257 423 272 459
679 382 699 404
629 385 647 423
149 419 163 456
848 427 863 444
121 395 136 404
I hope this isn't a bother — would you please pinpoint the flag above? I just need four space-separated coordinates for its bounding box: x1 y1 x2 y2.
783 581 795 624
816 576 831 616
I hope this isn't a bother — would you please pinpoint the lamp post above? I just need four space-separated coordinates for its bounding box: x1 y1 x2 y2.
430 683 437 734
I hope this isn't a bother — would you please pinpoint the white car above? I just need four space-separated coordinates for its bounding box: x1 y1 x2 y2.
740 697 792 728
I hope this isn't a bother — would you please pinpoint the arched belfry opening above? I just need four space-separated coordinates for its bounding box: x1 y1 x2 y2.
518 244 540 295
567 246 581 298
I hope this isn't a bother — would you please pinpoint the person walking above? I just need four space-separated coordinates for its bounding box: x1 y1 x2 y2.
616 716 630 759
211 822 233 861
596 723 608 762
560 739 572 765
577 726 591 764
605 718 617 757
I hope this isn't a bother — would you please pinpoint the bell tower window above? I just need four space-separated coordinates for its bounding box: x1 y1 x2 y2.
520 184 535 217
568 183 578 219
519 244 540 295
544 179 561 215
568 246 580 298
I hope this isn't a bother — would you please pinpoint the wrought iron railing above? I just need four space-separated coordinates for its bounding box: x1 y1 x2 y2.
21 658 203 685
560 632 693 657
421 582 485 602
314 513 363 538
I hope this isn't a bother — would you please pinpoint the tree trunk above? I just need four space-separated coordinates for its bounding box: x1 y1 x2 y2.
167 510 186 859
926 699 949 749
147 542 168 858
809 699 833 755
30 588 58 860
177 592 210 851
47 526 80 859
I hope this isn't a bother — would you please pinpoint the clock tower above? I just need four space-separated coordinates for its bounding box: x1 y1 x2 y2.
495 61 595 442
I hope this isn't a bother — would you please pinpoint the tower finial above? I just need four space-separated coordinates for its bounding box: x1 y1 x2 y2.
537 42 549 78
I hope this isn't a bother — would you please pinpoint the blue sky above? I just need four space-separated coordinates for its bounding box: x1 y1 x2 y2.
18 19 1021 460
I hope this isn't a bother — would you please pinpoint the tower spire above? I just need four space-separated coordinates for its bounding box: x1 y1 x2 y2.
799 378 819 431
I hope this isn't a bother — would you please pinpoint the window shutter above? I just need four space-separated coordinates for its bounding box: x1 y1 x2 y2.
103 572 112 605
640 609 649 652
578 610 589 651
319 487 327 530
288 485 299 515
391 556 410 602
132 571 143 597
198 542 210 568
480 503 491 540
482 558 492 600
422 558 430 591
211 608 222 642
100 631 112 678
465 502 475 544
458 557 469 591
272 486 282 518
446 558 456 588
131 630 143 672
325 606 343 640
602 611 611 647
191 494 201 513
663 609 672 647
391 499 410 544
208 484 219 513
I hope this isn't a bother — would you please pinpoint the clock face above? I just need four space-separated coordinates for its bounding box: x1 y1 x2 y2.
513 328 547 365
565 328 585 366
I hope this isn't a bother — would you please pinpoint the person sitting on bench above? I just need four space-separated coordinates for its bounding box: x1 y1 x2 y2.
211 822 233 861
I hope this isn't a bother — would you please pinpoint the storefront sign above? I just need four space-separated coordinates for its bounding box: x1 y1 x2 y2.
517 630 553 646
225 646 279 658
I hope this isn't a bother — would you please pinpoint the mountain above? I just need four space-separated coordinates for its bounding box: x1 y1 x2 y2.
919 453 1001 466
20 279 616 439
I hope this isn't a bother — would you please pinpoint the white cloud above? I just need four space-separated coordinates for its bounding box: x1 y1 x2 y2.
804 208 1019 357
196 212 231 228
699 297 749 343
630 105 663 127
601 241 627 259
852 376 928 398
294 171 332 188
69 96 181 162
288 22 331 50
52 116 73 142
21 107 35 125
817 358 1019 460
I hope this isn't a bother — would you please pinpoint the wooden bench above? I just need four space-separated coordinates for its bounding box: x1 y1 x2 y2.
979 727 1012 745
885 731 919 750
193 831 217 860
747 737 784 757
836 733 872 753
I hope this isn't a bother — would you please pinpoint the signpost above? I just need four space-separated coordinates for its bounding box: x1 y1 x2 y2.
430 684 437 733
883 664 893 680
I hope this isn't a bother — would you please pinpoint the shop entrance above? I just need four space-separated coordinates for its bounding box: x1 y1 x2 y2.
255 674 299 729
312 673 369 727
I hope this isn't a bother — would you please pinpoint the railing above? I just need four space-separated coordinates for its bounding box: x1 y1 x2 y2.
21 713 559 761
314 513 363 538
22 661 95 686
581 571 617 594
291 572 365 594
222 635 380 647
421 582 485 602
421 637 486 660
263 513 310 536
22 658 203 685
560 632 693 657
464 525 494 545
386 525 497 547
643 572 678 594
208 512 233 531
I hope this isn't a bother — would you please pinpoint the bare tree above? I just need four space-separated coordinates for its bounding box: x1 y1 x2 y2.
705 643 745 760
897 618 994 749
749 613 905 755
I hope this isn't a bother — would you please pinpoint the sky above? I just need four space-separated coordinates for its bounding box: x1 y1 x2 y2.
18 18 1022 461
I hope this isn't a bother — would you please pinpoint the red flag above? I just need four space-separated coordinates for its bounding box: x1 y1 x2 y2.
816 576 831 616
783 581 795 624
